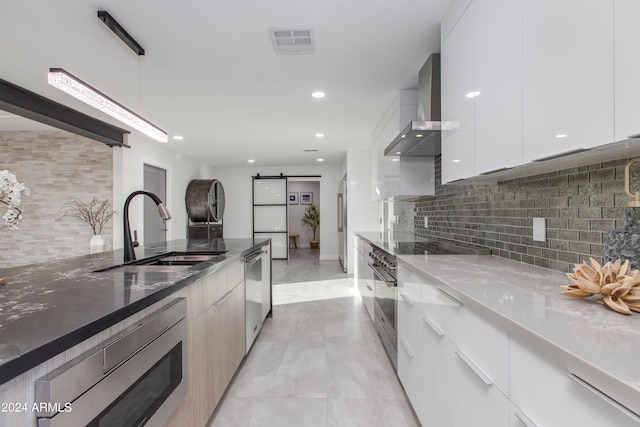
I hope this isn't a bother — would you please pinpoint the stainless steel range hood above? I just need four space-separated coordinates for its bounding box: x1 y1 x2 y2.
385 54 449 157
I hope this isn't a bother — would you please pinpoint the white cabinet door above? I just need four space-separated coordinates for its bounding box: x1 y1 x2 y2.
522 0 614 163
450 346 510 427
475 0 523 174
510 336 640 427
356 239 375 321
416 311 455 426
397 292 423 417
441 2 476 183
615 0 640 141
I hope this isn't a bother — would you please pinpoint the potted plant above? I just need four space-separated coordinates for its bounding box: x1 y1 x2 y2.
60 198 115 253
302 203 320 249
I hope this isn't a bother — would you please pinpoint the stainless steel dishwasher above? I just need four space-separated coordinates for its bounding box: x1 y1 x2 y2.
243 245 268 353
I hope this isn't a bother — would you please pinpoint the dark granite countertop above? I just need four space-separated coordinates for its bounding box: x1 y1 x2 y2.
0 238 269 386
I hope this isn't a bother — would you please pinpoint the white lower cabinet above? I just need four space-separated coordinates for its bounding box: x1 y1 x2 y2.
398 262 509 427
398 260 640 427
355 237 374 321
398 287 454 426
510 336 640 427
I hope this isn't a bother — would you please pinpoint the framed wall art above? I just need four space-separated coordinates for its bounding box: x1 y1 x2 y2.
288 192 299 205
300 192 313 204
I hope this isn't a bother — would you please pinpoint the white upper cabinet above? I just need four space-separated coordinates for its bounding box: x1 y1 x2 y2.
441 0 523 182
441 0 474 42
441 3 475 183
475 0 523 174
615 0 640 141
522 0 614 163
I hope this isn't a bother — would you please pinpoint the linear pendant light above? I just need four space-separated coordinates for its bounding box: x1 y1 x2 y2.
48 68 168 142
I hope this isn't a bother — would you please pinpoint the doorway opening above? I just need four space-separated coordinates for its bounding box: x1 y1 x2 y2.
143 164 167 244
287 180 320 261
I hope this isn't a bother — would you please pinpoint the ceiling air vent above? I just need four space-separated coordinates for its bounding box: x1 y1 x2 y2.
269 28 315 54
304 149 319 153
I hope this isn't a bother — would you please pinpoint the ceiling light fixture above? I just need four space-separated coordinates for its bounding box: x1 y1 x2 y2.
555 134 568 138
317 158 324 162
97 11 145 56
48 68 168 142
312 91 325 99
465 91 481 98
315 133 324 138
248 159 255 163
173 135 184 141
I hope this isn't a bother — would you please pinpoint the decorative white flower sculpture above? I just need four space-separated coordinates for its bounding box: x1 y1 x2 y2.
0 169 27 230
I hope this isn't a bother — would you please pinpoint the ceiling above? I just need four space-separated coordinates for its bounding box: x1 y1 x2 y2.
0 0 451 167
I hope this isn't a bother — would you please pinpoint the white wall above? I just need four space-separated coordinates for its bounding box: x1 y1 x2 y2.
345 150 376 273
213 164 342 260
288 181 321 248
112 135 215 249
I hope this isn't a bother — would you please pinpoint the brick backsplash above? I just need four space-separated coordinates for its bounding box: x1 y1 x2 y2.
402 155 640 273
1 131 113 268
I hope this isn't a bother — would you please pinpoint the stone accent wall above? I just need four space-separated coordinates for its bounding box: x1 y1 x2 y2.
0 131 113 268
405 156 640 273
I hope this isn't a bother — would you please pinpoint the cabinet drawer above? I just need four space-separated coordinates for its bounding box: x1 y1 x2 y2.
397 263 421 306
397 298 423 410
188 260 244 322
510 336 640 427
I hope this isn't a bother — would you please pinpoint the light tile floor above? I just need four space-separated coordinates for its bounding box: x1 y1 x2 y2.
208 251 419 427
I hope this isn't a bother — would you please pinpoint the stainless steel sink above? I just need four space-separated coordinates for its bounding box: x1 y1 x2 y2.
96 252 225 273
109 265 193 273
146 254 219 266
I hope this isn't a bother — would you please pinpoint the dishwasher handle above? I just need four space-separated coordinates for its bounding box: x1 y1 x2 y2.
243 250 266 264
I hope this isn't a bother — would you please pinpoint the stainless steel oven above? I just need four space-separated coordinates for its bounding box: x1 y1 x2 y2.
35 298 187 427
369 247 398 371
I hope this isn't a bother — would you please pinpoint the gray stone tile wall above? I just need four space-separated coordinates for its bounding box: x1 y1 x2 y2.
407 155 640 273
0 131 113 268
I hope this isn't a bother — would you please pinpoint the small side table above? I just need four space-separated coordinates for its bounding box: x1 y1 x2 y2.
289 234 299 249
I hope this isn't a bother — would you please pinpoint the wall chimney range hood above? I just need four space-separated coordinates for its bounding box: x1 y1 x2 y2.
385 53 456 157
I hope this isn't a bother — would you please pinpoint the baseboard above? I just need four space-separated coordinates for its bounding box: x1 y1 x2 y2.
319 255 338 261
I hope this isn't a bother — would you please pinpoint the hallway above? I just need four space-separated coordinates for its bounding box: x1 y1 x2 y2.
272 248 348 285
207 253 418 426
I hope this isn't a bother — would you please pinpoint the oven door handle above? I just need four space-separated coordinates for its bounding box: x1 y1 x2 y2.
368 263 397 287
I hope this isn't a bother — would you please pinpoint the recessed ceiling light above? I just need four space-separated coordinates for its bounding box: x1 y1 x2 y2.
248 159 255 163
453 159 461 163
465 91 481 98
395 151 402 155
391 158 400 162
315 133 324 138
415 134 423 138
173 135 184 141
317 158 324 162
312 91 326 99
401 134 406 138
555 134 568 138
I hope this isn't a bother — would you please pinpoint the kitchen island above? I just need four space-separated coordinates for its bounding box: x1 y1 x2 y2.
0 237 270 427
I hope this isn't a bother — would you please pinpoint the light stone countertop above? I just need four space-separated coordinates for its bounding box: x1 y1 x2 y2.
397 254 640 417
